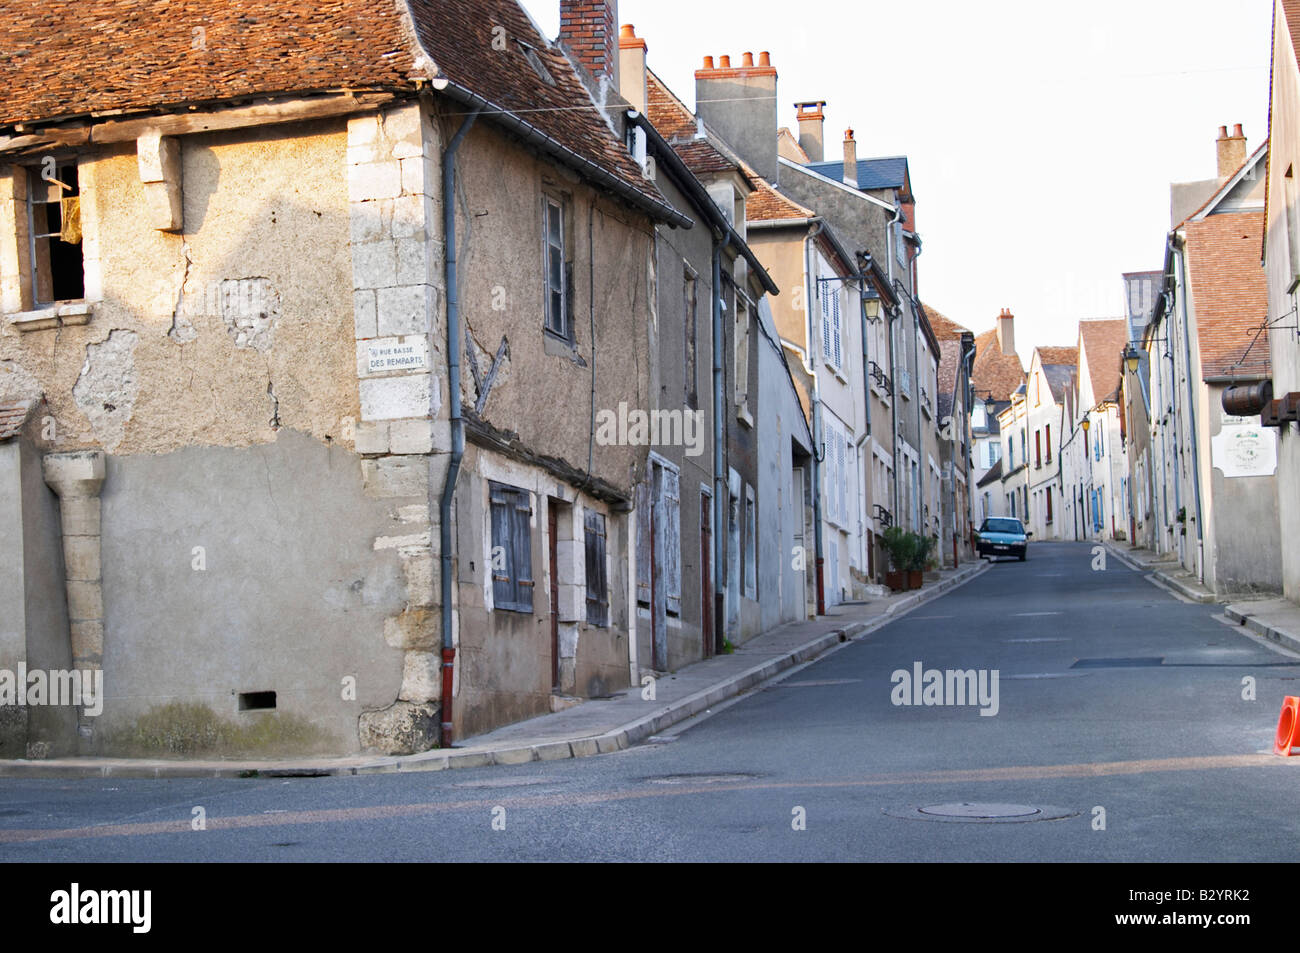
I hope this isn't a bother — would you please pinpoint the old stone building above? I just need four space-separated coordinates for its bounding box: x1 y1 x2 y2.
0 0 688 756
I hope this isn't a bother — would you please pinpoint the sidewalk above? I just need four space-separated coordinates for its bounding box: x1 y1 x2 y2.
1224 599 1300 656
1104 543 1218 604
0 560 989 780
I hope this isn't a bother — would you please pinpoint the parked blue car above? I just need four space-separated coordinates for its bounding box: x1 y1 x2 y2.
975 517 1031 561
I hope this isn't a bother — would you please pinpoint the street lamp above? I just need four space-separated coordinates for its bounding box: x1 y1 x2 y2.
1081 417 1091 434
864 297 882 324
1123 345 1141 375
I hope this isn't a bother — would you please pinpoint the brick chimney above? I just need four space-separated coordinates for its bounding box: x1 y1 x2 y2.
997 308 1015 357
696 51 779 183
618 23 647 114
560 0 619 87
842 128 858 188
795 101 826 162
1216 123 1247 180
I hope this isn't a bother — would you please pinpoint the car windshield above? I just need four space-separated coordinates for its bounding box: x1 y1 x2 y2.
980 519 1024 534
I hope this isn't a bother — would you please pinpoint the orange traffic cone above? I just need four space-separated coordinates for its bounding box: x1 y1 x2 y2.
1274 697 1300 757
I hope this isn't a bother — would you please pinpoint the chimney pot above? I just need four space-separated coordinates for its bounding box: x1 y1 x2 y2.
759 51 771 66
720 54 731 68
795 100 826 162
742 51 754 67
620 23 635 39
1216 122 1247 180
702 55 714 69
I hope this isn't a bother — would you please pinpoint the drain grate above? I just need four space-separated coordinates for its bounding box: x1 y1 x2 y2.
1072 657 1164 669
885 802 1078 823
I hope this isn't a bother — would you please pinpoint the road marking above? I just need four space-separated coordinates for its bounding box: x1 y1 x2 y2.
0 754 1290 845
1003 637 1071 643
1012 612 1062 617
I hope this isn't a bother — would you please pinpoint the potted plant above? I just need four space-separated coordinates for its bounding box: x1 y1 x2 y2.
881 526 917 591
908 533 936 590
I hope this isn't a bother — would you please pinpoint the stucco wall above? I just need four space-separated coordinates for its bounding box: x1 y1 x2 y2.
1265 0 1300 604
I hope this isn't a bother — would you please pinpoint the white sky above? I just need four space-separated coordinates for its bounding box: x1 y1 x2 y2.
521 0 1273 364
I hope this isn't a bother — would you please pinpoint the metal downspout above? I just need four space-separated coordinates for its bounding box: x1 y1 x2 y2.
712 239 727 651
439 106 480 749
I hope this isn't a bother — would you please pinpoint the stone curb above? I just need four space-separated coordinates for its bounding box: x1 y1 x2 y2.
1224 605 1300 656
1104 544 1217 604
0 562 989 781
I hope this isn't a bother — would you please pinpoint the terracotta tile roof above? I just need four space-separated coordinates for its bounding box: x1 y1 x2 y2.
410 0 668 213
0 0 417 126
646 69 697 141
673 140 739 177
1037 346 1079 368
971 328 1025 403
744 168 814 222
922 303 970 341
1183 210 1271 379
1285 1 1300 73
0 399 35 443
1 1 669 220
937 338 965 416
1078 318 1128 402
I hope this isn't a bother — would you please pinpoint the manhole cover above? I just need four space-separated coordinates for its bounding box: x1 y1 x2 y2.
920 802 1040 819
645 773 757 785
452 777 554 789
884 802 1078 823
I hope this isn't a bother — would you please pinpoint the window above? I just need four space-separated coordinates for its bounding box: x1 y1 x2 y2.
1035 430 1041 469
584 510 608 627
684 267 698 409
489 482 534 613
543 195 571 340
734 295 750 409
987 441 1002 469
820 280 842 368
744 485 756 597
894 221 906 267
1046 488 1053 523
26 162 84 305
1045 424 1052 463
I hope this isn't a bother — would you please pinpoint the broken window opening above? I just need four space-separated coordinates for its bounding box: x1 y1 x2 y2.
27 162 85 305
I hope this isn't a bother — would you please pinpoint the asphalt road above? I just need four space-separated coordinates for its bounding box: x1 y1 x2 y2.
3 541 1299 862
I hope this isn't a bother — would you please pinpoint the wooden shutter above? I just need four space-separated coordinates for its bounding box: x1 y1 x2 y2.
831 290 842 367
636 477 651 606
489 484 513 609
512 489 533 607
663 467 681 616
821 286 831 361
585 510 608 626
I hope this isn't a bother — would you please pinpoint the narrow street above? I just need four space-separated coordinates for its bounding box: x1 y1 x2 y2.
3 542 1296 863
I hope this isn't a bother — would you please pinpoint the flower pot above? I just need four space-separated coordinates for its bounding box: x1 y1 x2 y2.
907 570 924 590
886 570 908 592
